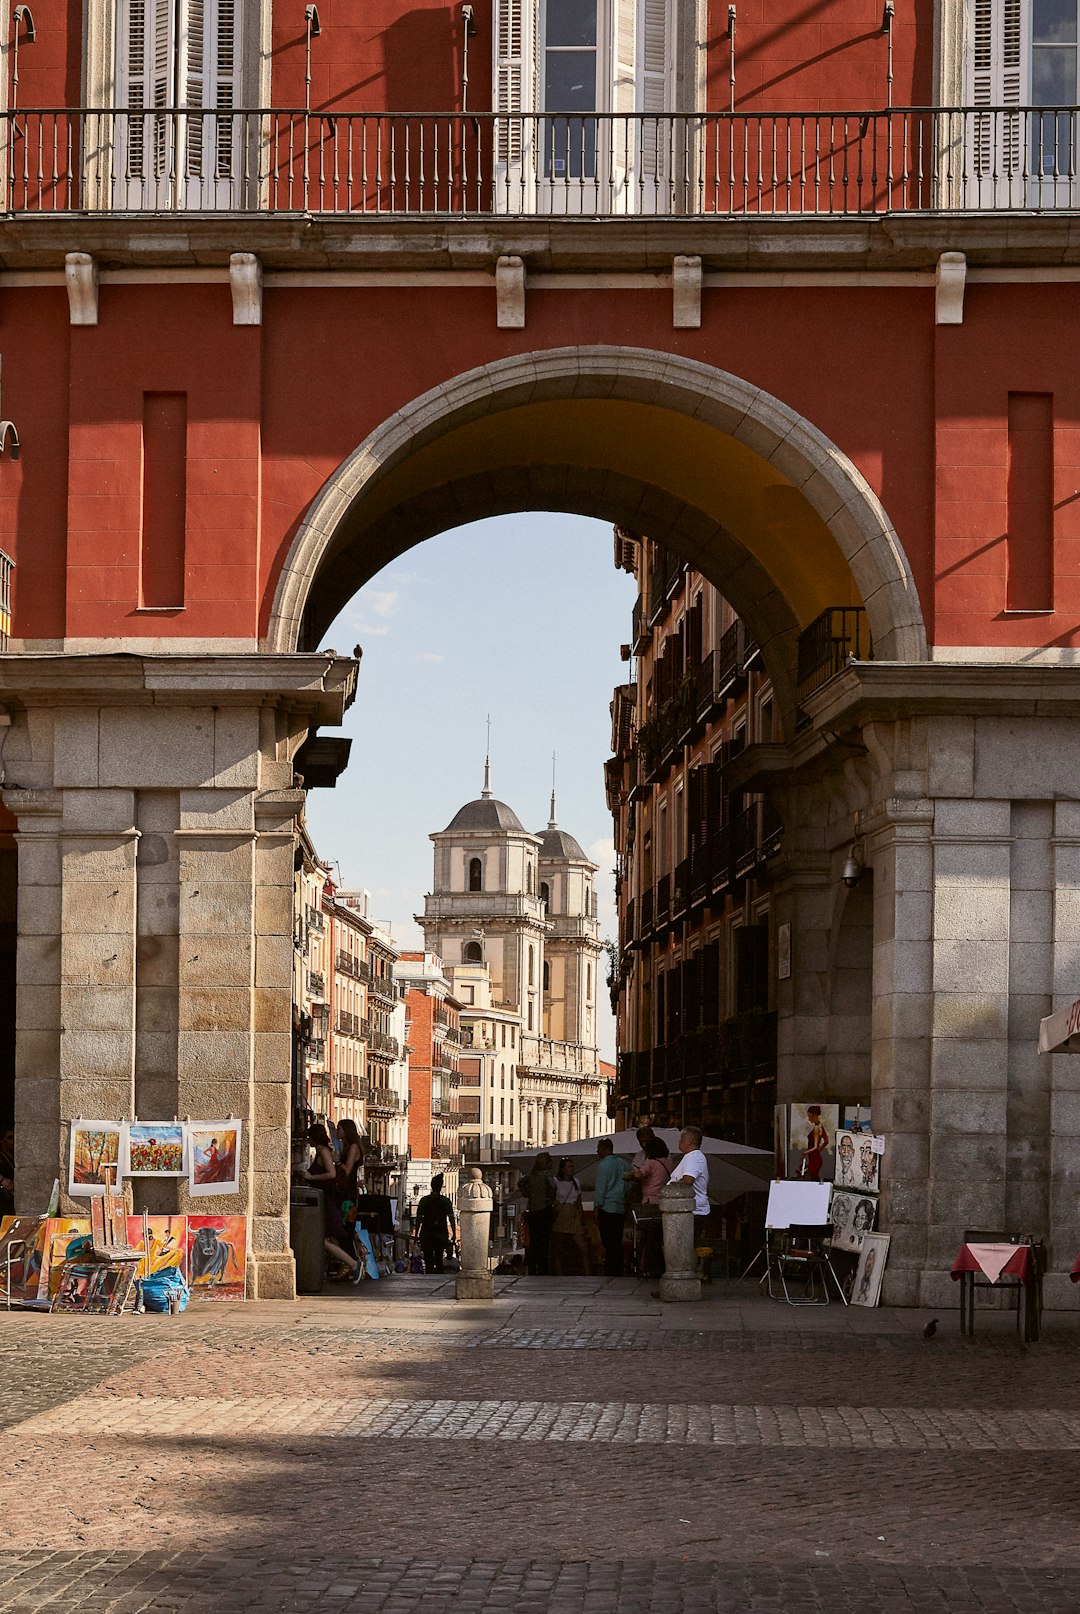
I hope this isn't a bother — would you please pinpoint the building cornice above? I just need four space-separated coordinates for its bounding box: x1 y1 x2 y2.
6 213 1080 275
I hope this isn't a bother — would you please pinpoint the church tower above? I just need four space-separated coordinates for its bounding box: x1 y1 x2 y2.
536 785 602 1058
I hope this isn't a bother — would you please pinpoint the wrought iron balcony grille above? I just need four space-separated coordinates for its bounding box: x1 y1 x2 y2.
7 107 1080 217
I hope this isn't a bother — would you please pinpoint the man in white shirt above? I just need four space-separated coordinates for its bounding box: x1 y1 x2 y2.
669 1124 710 1241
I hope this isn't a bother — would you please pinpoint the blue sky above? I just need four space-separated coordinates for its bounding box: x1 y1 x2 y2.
306 512 639 1062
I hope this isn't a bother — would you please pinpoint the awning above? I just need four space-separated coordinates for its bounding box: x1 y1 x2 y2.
1038 998 1080 1054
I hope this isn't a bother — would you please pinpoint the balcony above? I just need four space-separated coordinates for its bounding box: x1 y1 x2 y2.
368 974 399 1005
368 1087 401 1113
672 857 690 920
655 873 671 930
335 1010 359 1036
306 970 326 1000
9 107 1073 220
732 799 784 877
796 607 872 705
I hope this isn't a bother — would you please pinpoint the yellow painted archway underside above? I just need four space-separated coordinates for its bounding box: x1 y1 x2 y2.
352 398 861 626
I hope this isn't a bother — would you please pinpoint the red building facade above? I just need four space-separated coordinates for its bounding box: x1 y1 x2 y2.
1 0 1078 1301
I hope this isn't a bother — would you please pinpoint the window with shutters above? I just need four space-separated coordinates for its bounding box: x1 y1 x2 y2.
491 0 677 211
966 0 1079 200
115 0 243 208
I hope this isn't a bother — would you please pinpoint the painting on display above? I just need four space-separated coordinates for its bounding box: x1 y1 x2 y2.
854 1135 882 1194
834 1130 861 1190
830 1188 878 1252
122 1122 187 1178
68 1122 122 1196
126 1216 187 1281
772 1105 788 1178
35 1217 92 1301
787 1103 840 1182
842 1106 873 1134
188 1123 242 1197
52 1260 137 1315
185 1215 247 1301
851 1233 890 1307
0 1215 45 1302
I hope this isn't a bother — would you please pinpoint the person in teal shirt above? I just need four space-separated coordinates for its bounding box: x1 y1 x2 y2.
593 1138 628 1278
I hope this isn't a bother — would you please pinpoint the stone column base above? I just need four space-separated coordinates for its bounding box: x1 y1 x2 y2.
249 1250 297 1300
658 1273 701 1303
456 1271 494 1302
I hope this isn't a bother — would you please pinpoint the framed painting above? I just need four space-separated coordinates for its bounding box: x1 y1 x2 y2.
188 1122 242 1197
126 1215 187 1281
787 1103 840 1182
855 1135 882 1194
851 1232 890 1307
36 1218 92 1301
122 1122 187 1178
0 1215 45 1303
68 1122 122 1197
185 1215 247 1301
830 1188 877 1253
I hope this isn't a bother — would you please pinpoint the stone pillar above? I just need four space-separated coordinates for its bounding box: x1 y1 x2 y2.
866 798 935 1306
771 853 833 1103
658 1177 700 1302
455 1166 493 1301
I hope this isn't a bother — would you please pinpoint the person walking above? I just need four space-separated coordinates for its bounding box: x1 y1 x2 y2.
519 1151 557 1275
298 1124 367 1284
593 1138 627 1277
414 1174 457 1274
630 1135 673 1278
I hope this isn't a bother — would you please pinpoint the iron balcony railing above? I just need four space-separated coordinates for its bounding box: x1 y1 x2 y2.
9 106 1080 217
796 606 872 703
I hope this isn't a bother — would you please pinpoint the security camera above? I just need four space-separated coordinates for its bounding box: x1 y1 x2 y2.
841 854 862 888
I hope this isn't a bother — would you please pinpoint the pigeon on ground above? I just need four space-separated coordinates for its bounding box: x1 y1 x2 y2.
923 1317 939 1339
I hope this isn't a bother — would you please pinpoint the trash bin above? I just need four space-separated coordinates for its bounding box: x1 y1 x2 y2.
290 1186 325 1294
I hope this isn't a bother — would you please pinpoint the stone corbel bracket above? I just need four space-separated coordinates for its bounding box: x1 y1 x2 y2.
673 255 702 329
935 251 966 325
230 252 263 326
495 255 525 329
65 252 98 326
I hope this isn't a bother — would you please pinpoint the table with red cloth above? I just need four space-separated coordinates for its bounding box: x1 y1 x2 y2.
951 1241 1043 1341
1071 1251 1080 1283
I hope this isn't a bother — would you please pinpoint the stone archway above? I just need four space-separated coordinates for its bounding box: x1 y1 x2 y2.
266 348 928 698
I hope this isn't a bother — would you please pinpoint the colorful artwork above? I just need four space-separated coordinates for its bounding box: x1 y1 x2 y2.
52 1260 137 1315
842 1106 873 1134
123 1122 187 1178
185 1215 247 1300
830 1188 877 1252
0 1215 45 1303
852 1233 890 1307
36 1218 92 1300
188 1122 242 1197
773 1104 788 1178
68 1122 122 1196
126 1215 187 1281
787 1103 840 1182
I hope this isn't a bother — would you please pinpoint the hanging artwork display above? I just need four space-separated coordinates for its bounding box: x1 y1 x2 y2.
854 1135 882 1194
68 1122 123 1197
830 1188 877 1252
185 1215 247 1300
772 1104 788 1178
122 1122 187 1178
852 1232 890 1307
787 1103 840 1182
126 1216 187 1280
188 1122 242 1197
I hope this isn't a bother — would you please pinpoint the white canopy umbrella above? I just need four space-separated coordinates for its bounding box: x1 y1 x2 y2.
507 1126 772 1203
1038 998 1080 1053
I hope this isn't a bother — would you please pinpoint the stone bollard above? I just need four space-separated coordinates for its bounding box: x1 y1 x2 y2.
456 1167 494 1302
658 1178 701 1302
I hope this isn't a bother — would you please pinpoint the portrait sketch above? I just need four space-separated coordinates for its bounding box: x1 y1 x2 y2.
852 1233 890 1307
830 1188 877 1252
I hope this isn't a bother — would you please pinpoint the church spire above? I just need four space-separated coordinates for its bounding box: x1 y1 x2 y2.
481 714 492 799
548 751 558 828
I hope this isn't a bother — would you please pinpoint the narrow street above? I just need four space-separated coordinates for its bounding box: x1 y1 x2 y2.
1 1281 1076 1612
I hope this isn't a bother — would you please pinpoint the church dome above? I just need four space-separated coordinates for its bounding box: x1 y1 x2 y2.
443 796 526 834
536 825 588 862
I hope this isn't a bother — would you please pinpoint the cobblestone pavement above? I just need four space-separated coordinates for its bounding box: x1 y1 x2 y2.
1 1277 1078 1612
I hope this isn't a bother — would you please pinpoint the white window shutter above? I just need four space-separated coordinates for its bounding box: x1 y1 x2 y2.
640 0 670 180
967 0 1025 180
494 0 535 162
118 0 174 176
611 0 637 199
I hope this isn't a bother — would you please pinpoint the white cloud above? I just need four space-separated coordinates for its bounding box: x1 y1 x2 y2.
418 651 445 663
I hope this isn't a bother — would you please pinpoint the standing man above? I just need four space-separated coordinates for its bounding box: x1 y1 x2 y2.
593 1138 627 1277
413 1174 457 1274
669 1125 710 1245
519 1152 557 1275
